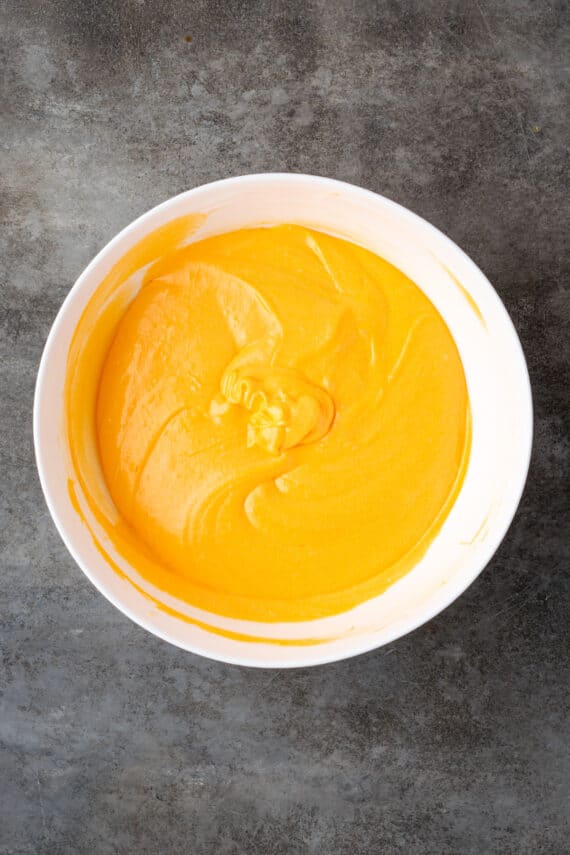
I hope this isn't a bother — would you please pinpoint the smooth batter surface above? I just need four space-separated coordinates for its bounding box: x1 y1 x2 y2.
91 225 469 621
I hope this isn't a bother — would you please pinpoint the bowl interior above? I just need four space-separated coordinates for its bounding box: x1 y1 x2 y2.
34 174 532 666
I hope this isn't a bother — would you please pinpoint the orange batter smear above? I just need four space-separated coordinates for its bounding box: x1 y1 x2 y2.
67 223 470 623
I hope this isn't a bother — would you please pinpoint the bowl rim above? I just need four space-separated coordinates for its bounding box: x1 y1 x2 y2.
33 172 533 667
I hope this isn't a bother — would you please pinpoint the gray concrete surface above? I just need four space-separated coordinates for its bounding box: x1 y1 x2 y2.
1 1 569 853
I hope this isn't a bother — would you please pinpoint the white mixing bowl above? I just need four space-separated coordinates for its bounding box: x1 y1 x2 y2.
34 174 532 667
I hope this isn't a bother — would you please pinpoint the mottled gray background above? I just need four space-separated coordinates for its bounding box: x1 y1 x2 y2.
1 1 569 853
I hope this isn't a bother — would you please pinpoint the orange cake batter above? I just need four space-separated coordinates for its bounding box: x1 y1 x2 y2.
69 223 470 622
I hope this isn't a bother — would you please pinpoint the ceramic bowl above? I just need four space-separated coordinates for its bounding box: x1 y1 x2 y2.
34 174 532 666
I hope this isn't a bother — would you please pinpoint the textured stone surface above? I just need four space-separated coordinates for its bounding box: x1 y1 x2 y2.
1 1 569 853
